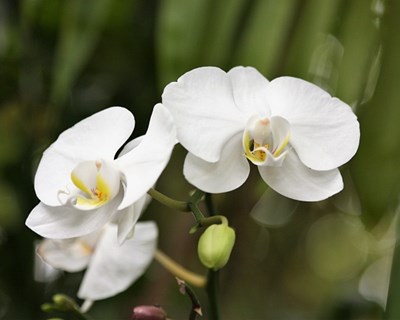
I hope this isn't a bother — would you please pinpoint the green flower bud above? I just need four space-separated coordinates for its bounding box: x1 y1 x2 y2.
198 224 235 270
52 294 78 311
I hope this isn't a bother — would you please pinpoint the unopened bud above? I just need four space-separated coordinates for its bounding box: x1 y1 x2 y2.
198 224 235 270
132 305 167 320
52 294 77 311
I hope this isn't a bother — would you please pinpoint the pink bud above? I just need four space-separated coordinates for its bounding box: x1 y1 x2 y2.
132 305 167 320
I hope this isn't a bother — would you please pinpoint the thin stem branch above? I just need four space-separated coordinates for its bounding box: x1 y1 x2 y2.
154 249 206 288
148 188 191 212
200 215 228 227
177 278 203 320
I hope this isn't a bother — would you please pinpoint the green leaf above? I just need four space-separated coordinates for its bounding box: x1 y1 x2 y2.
334 0 380 104
283 0 344 84
156 0 213 87
50 0 114 106
233 0 299 77
352 0 400 224
156 0 255 87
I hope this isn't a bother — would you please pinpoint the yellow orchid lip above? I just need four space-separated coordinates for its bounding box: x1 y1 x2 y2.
242 115 290 166
243 130 267 164
69 159 120 209
71 172 110 207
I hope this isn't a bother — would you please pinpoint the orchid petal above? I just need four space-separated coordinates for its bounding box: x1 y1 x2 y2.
37 231 102 272
184 133 250 193
162 67 245 162
34 250 61 282
259 151 343 201
77 222 158 301
35 107 135 206
227 66 271 118
116 104 176 210
25 191 122 239
117 194 150 245
117 136 144 158
266 77 360 170
270 116 291 157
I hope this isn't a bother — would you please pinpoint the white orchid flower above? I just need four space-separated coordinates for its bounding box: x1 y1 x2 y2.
162 66 360 201
37 221 158 311
26 104 176 242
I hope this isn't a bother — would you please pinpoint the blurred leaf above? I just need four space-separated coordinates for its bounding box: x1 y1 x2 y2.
156 0 213 87
0 183 21 229
233 0 300 77
156 0 253 88
283 0 344 91
0 103 26 165
201 0 247 66
50 0 114 106
352 0 400 223
335 0 380 105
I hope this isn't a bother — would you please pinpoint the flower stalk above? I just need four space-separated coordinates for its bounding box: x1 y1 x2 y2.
206 270 219 320
203 193 220 320
176 278 203 320
148 188 191 212
154 249 206 288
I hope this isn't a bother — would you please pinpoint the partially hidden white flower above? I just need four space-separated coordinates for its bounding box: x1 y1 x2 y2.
37 221 158 311
162 66 360 201
26 104 176 242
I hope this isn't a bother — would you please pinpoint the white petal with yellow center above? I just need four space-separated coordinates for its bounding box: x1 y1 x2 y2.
69 160 121 210
243 115 291 167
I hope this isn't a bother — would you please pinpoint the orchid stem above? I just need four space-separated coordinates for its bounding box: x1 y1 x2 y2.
200 215 228 227
189 202 206 222
148 188 190 212
149 188 215 227
154 249 206 288
205 193 216 215
203 193 220 320
206 270 220 320
176 278 203 320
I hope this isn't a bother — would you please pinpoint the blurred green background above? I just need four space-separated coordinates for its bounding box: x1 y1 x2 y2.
1 0 399 319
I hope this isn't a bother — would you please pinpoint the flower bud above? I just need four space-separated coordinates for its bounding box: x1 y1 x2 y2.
198 224 235 271
132 305 167 320
52 294 77 311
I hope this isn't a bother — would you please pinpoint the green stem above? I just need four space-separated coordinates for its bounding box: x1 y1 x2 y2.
189 202 206 222
205 193 216 215
154 249 206 288
191 189 206 203
200 215 228 227
203 193 220 320
148 188 191 212
206 270 220 320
